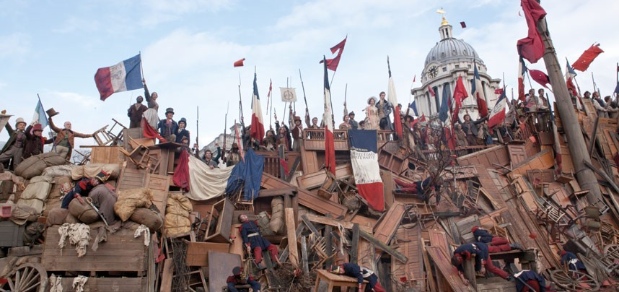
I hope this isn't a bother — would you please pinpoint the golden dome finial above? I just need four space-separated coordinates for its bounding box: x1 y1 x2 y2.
436 8 448 25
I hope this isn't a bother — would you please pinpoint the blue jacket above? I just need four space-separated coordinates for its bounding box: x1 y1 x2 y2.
473 228 494 243
240 220 271 250
454 242 489 272
342 263 378 288
514 270 545 292
158 119 178 138
560 252 586 271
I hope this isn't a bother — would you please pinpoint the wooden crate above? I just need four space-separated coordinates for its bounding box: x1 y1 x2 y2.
204 198 234 243
90 146 124 164
185 241 230 267
42 226 148 274
0 221 25 247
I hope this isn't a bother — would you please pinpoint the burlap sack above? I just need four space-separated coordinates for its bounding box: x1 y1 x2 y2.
71 163 121 180
48 176 73 200
10 204 39 225
42 165 75 178
130 208 164 232
47 208 69 226
164 193 192 237
114 188 153 222
43 197 62 217
68 199 100 224
269 197 284 234
17 175 52 214
15 152 66 179
64 213 79 224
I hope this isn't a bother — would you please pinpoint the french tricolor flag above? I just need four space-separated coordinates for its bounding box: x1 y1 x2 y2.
94 54 143 101
249 73 265 143
322 56 336 176
349 130 384 212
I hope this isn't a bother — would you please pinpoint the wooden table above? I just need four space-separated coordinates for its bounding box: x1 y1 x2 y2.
315 269 367 291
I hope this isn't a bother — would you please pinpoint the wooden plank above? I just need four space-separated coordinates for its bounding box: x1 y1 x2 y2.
58 277 147 292
285 208 299 267
457 145 509 168
381 170 395 208
392 224 424 291
42 226 146 272
303 213 372 233
508 149 554 177
508 145 527 167
428 228 449 252
350 224 359 264
160 259 174 292
117 166 147 191
229 224 244 258
426 246 470 292
90 146 124 164
295 164 353 190
185 241 230 266
146 173 169 215
359 230 407 263
454 215 480 244
208 251 242 292
300 236 309 275
373 201 406 244
262 173 347 217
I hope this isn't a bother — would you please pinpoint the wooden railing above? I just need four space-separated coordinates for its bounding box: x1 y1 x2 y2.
303 129 394 151
257 150 300 180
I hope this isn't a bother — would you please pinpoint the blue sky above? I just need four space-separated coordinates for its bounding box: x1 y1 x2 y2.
1 0 618 147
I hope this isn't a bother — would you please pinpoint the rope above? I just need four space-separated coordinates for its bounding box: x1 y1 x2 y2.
72 275 88 292
134 224 151 246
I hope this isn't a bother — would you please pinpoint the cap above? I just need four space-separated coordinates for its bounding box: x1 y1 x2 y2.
165 108 174 115
32 124 43 132
95 171 109 182
471 226 479 233
232 266 242 275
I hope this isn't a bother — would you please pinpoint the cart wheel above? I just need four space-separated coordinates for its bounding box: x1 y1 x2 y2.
0 263 47 292
549 269 599 291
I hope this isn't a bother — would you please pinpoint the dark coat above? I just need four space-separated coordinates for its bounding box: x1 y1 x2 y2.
560 251 586 271
515 270 546 292
454 242 489 272
23 125 53 159
0 123 20 154
473 228 494 243
176 128 190 143
127 103 148 128
240 220 271 251
157 119 178 138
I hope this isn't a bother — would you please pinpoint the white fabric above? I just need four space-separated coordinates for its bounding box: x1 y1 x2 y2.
350 150 381 184
43 165 75 178
143 109 159 130
70 163 121 180
58 223 91 257
72 275 88 292
134 224 151 246
186 155 234 201
17 175 52 215
49 274 63 292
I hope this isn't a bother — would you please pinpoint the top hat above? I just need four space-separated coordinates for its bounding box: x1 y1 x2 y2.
32 123 43 132
165 108 174 115
348 111 355 116
46 108 59 117
293 116 301 122
179 117 187 124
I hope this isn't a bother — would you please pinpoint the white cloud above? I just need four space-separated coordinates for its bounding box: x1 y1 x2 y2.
0 33 30 59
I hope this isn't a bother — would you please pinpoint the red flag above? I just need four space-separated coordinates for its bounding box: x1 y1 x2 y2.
572 44 604 72
410 114 426 128
477 95 489 118
495 88 504 95
321 37 347 72
517 0 547 63
250 73 265 143
473 64 488 117
460 21 467 28
233 58 245 67
529 69 550 88
428 85 436 97
141 118 166 143
452 76 468 123
322 56 336 175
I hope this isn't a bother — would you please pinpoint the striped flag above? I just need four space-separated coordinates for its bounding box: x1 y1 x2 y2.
488 87 507 128
518 57 528 101
387 57 402 139
472 63 488 117
32 99 48 129
349 130 384 211
94 54 143 101
250 73 265 143
322 56 336 175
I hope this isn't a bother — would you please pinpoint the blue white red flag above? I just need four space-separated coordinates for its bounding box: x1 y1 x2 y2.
32 99 48 129
348 130 384 211
322 56 336 175
488 87 507 128
94 54 143 101
250 73 265 143
410 100 419 116
518 57 528 101
472 63 488 117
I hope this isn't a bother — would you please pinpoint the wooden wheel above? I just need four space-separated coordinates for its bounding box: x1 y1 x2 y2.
0 263 47 292
549 269 599 291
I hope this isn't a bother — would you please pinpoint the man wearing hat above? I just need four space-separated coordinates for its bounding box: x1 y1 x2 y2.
87 171 119 225
127 96 148 128
348 111 359 130
291 115 303 151
61 171 108 209
226 143 241 167
157 108 178 143
175 117 190 144
0 117 28 169
451 242 512 284
226 266 260 292
23 122 53 159
238 214 281 270
49 115 94 160
331 262 386 292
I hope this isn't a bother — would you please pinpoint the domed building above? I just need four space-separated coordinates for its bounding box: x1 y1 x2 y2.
411 15 501 121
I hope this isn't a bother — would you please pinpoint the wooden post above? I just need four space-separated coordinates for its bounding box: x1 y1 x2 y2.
537 17 602 205
350 223 360 264
588 116 600 158
285 208 299 267
325 225 333 268
301 236 309 275
278 145 286 180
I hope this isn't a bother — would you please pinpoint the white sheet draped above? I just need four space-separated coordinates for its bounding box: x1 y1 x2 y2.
186 155 233 201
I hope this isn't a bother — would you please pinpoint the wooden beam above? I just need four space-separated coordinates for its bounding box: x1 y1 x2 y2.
350 223 359 264
279 223 306 263
373 201 406 244
259 188 296 197
359 230 408 263
285 208 299 268
325 225 333 268
160 259 174 292
300 236 309 275
303 213 372 233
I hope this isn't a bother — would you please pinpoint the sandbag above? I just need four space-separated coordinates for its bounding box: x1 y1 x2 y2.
164 193 192 237
11 204 39 225
48 176 73 200
257 211 275 236
64 213 79 224
114 188 153 222
42 165 75 178
43 196 62 217
71 163 121 180
269 197 284 234
47 208 69 226
17 175 52 215
15 152 66 179
130 208 164 232
68 199 100 224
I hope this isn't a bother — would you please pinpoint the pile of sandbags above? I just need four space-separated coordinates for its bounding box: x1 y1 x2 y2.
164 193 192 237
17 175 52 214
42 165 75 178
43 176 72 217
114 188 152 221
15 152 66 179
130 208 163 232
